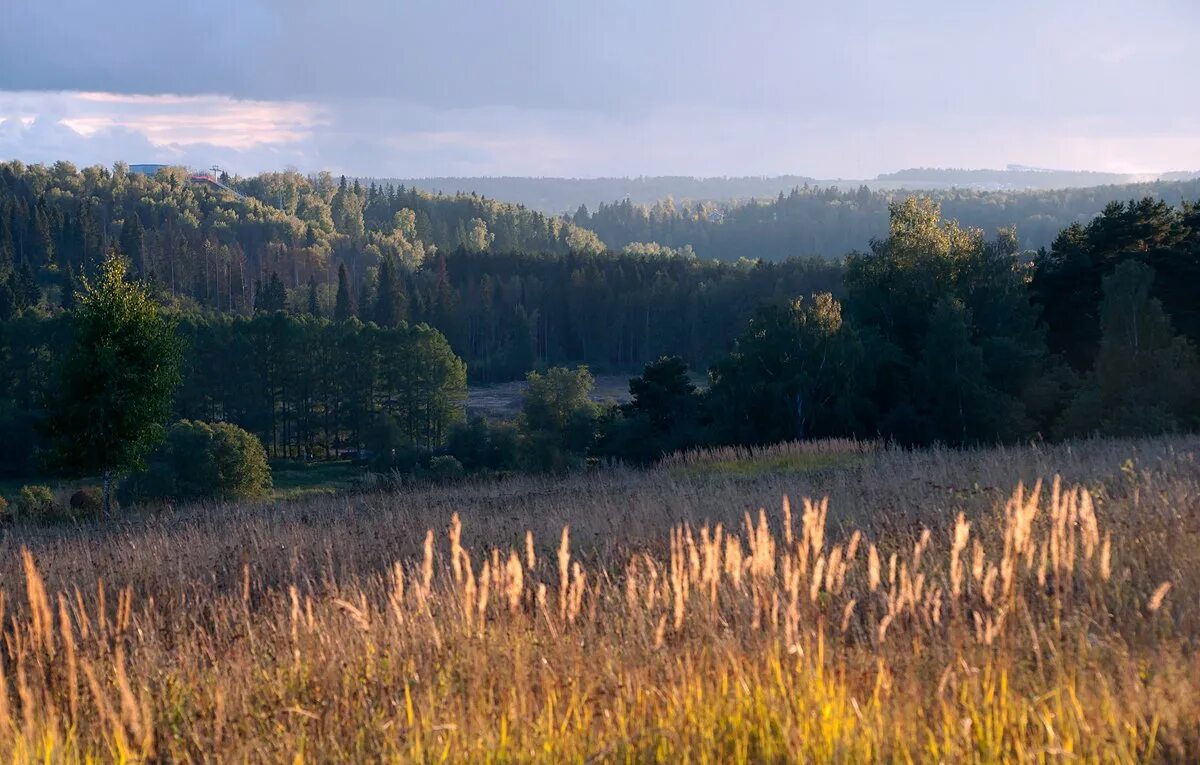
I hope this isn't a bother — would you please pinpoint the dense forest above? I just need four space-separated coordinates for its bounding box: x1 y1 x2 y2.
0 161 843 379
573 178 1200 260
3 160 1200 484
0 160 604 319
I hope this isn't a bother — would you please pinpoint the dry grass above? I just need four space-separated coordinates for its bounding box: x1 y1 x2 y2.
1 436 1199 761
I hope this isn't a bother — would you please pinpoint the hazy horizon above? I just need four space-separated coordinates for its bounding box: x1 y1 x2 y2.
3 0 1199 178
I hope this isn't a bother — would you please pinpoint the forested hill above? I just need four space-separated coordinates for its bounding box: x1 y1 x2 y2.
572 178 1200 260
371 176 819 214
0 161 604 316
376 169 1200 214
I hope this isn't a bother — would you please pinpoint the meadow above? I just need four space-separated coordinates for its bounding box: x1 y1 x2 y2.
1 435 1198 761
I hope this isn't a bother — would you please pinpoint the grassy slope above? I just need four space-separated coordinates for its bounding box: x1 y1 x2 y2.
1 436 1199 761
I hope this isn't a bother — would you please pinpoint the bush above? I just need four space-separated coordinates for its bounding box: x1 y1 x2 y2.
519 367 600 472
427 455 465 482
69 487 105 515
121 420 272 504
0 496 9 518
447 416 491 471
17 485 58 517
487 421 520 472
447 416 520 473
363 415 426 473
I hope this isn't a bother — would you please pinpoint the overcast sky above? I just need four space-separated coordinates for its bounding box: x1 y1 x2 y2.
2 0 1198 178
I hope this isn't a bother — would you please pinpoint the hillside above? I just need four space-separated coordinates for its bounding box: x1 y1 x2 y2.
574 177 1200 259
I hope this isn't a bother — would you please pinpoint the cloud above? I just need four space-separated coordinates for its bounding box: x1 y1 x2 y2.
1 0 1199 177
4 91 1200 179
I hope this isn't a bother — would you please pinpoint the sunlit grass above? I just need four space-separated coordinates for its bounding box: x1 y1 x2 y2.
0 436 1197 761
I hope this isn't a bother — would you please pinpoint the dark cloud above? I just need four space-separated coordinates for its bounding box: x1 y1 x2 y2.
2 0 1198 176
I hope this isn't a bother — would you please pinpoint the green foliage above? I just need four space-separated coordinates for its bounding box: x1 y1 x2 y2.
600 357 706 464
1032 197 1200 370
44 253 182 512
427 455 466 482
1059 261 1200 437
16 485 57 517
447 415 521 473
843 199 1046 445
576 178 1200 263
373 256 406 327
255 273 288 313
121 420 272 504
334 262 354 321
486 421 520 472
173 314 466 460
363 414 425 473
519 366 599 471
708 294 872 445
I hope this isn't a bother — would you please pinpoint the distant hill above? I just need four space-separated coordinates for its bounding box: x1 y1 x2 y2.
872 165 1173 190
369 167 1200 214
367 176 818 214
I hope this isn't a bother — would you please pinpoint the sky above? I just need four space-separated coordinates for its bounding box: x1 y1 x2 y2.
1 0 1198 179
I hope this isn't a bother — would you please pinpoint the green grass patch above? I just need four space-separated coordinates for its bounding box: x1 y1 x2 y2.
268 460 364 500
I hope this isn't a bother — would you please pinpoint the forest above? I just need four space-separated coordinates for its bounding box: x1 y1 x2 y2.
3 159 1200 488
572 177 1200 259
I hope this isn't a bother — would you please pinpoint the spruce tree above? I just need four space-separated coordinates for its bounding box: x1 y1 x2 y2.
374 257 403 327
334 262 353 321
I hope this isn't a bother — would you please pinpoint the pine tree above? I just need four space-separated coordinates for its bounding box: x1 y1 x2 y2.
374 257 404 327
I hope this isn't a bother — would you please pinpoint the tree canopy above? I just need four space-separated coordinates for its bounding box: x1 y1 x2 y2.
44 253 181 512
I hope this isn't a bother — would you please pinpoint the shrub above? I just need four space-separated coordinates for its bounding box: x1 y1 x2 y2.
17 485 57 517
69 487 105 515
447 416 491 471
447 416 520 473
487 421 520 472
0 496 9 518
427 455 465 482
519 366 600 472
121 420 272 504
363 415 426 473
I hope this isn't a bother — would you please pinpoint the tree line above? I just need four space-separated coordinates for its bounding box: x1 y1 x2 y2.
3 159 1200 489
509 195 1200 470
0 160 602 321
572 178 1200 261
0 309 466 477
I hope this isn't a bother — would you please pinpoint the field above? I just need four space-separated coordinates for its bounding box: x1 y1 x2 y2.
1 436 1199 761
